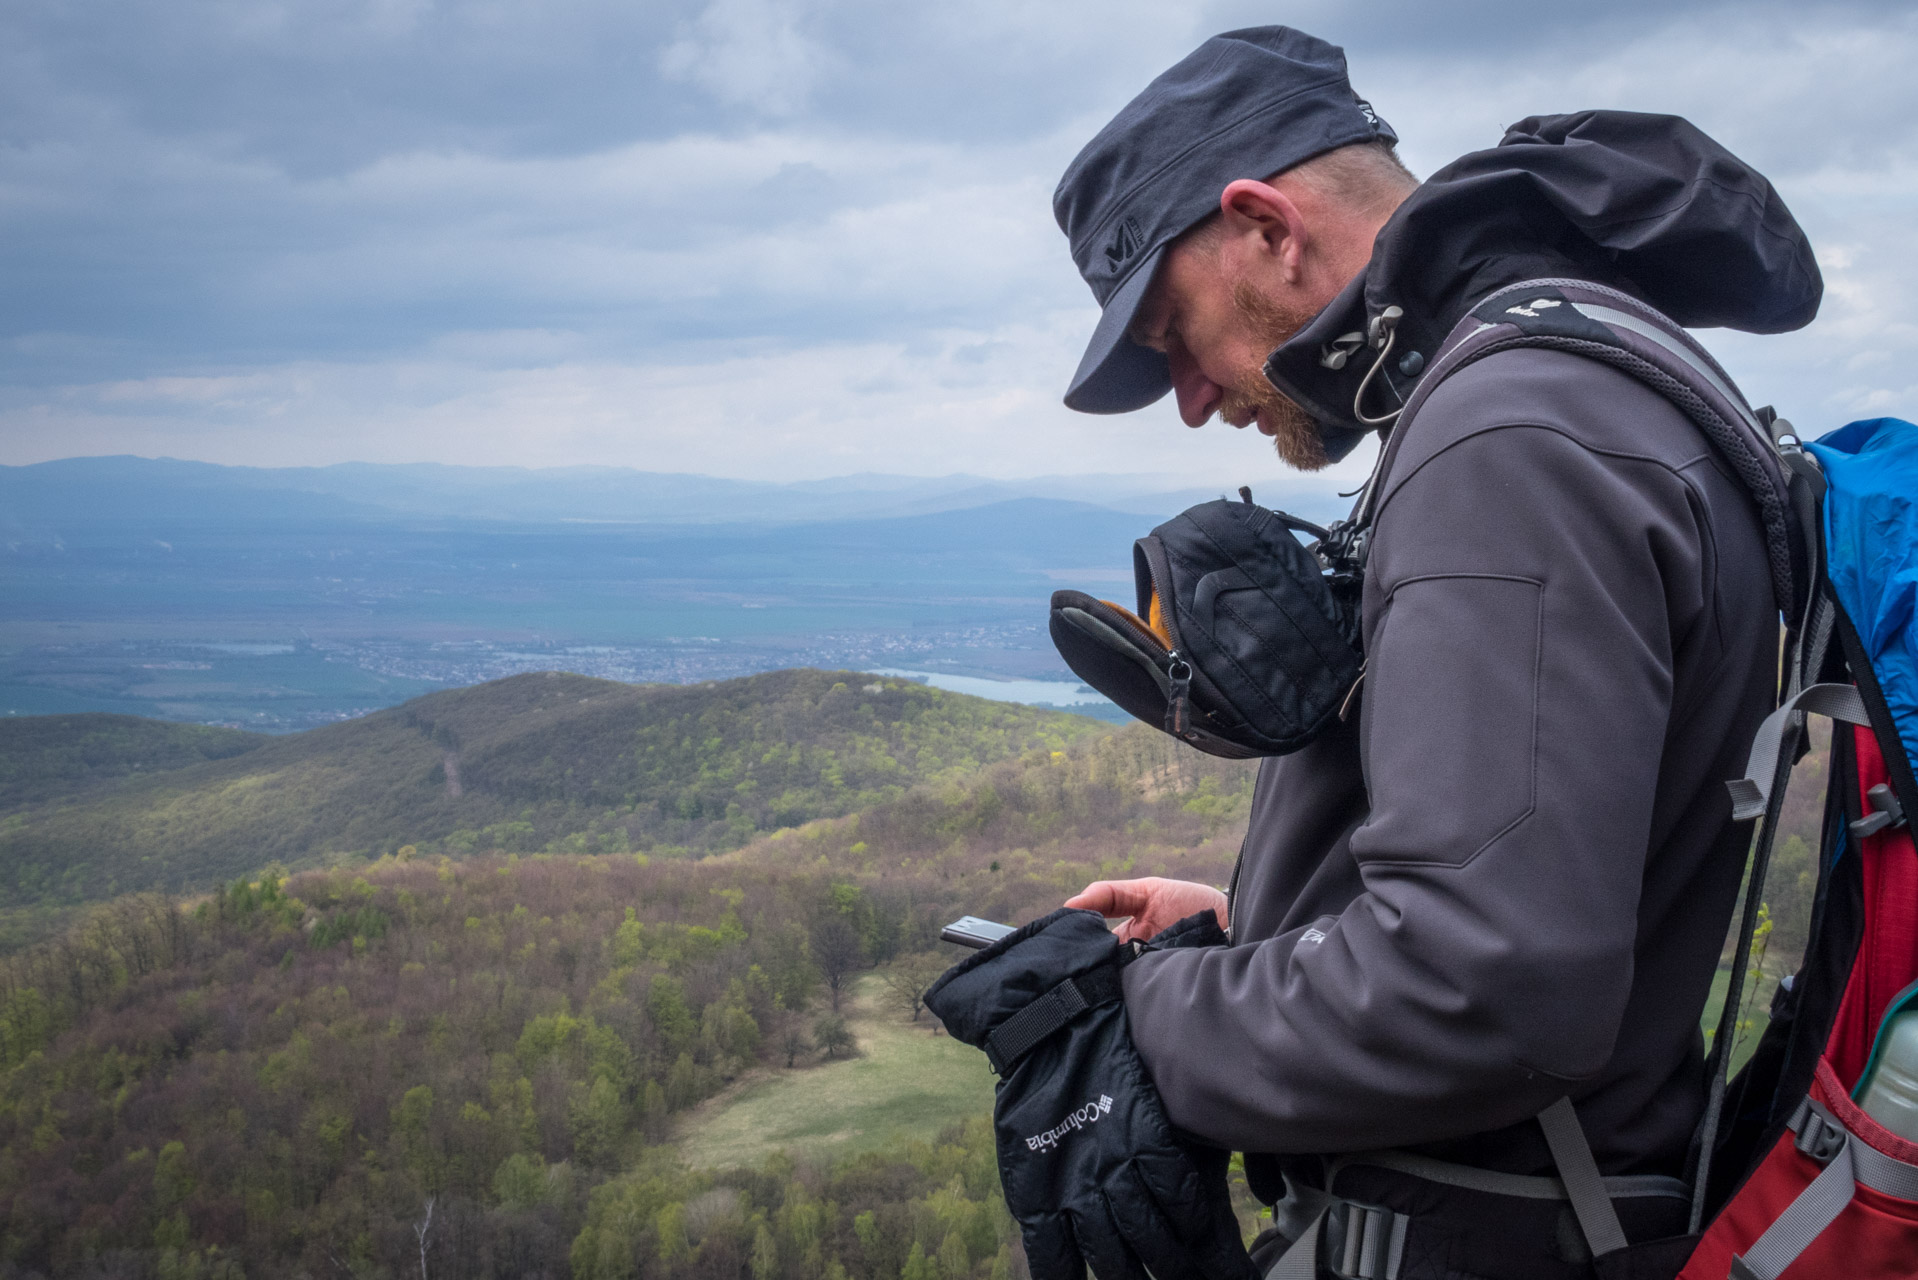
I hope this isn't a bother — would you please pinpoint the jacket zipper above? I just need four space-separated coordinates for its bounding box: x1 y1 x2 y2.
1223 838 1246 947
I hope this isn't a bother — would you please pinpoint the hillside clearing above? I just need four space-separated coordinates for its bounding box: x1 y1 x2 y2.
676 972 994 1168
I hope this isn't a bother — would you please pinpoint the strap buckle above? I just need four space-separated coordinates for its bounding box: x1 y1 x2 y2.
1848 782 1908 841
1323 1199 1409 1280
1733 1101 1861 1280
1790 1098 1848 1164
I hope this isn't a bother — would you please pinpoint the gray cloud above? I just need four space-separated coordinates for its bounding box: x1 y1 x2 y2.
2 1 1915 486
660 0 837 117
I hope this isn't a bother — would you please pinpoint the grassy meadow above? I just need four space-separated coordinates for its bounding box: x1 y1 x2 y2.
678 975 995 1171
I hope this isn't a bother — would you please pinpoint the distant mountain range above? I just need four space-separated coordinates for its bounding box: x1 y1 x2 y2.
0 457 1347 728
0 455 1304 530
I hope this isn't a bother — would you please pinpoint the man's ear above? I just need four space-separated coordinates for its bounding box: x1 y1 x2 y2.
1218 179 1307 283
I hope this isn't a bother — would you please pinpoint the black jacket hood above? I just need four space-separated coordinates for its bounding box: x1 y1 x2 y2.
1264 110 1824 460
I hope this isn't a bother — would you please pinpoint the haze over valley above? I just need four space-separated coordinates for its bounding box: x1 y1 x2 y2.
2 457 1316 730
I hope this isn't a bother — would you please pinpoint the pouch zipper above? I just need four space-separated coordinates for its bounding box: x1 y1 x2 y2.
1165 651 1193 737
1136 536 1202 740
1133 536 1185 652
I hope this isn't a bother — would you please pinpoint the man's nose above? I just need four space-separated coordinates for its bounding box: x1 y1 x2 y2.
1169 347 1223 427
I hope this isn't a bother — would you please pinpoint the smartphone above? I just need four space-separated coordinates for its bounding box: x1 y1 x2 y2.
940 915 1017 950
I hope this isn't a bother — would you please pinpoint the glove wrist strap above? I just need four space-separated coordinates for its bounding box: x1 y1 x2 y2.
985 960 1129 1075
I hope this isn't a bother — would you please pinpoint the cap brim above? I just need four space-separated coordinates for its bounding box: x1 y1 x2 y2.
1064 245 1173 414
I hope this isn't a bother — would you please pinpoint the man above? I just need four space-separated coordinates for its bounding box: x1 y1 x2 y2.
1053 26 1820 1278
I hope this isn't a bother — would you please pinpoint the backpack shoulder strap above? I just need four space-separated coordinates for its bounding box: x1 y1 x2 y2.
1368 278 1805 621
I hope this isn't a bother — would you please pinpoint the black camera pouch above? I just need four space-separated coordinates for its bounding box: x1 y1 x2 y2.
1048 495 1362 759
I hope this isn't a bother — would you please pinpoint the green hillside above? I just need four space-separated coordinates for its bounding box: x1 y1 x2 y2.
0 714 266 811
731 720 1257 923
0 670 1106 913
0 721 1256 1279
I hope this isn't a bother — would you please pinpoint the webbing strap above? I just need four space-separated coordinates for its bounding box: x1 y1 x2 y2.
1263 1202 1409 1280
1800 586 1835 693
1731 1135 1855 1280
1791 1098 1918 1202
1265 1208 1325 1280
1695 667 1826 1230
1854 1131 1918 1201
983 963 1125 1075
1333 1149 1688 1203
1731 1098 1918 1279
1335 1203 1408 1280
1537 1098 1628 1258
1279 1121 1683 1280
1727 683 1872 820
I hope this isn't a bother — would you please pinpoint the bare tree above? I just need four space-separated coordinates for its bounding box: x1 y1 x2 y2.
878 952 947 1023
414 1196 435 1280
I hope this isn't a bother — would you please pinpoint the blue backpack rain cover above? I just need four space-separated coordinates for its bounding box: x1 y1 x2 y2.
1808 419 1918 783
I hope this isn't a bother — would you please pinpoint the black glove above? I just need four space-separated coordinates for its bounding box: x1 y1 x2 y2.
925 908 1256 1280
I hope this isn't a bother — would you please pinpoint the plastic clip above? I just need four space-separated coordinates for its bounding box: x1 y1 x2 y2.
1849 783 1908 841
1326 1198 1409 1280
1790 1100 1847 1164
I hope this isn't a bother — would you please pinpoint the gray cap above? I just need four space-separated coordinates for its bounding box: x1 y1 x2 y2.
1053 27 1393 414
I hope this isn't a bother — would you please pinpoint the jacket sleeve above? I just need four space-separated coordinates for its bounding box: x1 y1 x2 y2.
1119 400 1716 1153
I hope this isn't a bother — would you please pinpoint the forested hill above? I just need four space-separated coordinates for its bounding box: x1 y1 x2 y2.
0 723 1258 1279
0 715 267 811
0 670 1105 915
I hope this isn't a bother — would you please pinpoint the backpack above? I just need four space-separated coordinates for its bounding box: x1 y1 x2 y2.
1673 413 1918 1280
1052 278 1918 1278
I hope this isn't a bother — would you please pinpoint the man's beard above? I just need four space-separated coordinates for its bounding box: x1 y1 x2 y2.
1223 280 1329 471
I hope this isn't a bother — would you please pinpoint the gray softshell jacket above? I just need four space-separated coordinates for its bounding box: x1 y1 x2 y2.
1118 112 1824 1182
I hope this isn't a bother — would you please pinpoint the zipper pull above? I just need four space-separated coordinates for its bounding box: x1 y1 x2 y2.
1338 661 1367 721
1165 653 1193 738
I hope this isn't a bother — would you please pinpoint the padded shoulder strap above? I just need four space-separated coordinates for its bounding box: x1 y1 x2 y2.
1379 278 1803 619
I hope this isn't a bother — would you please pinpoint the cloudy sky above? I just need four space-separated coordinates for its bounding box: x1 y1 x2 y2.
2 0 1914 500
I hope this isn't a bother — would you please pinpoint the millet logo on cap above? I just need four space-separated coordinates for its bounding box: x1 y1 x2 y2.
1103 219 1143 274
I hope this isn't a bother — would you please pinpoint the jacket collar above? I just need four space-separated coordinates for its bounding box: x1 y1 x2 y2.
1259 110 1824 465
1259 229 1605 464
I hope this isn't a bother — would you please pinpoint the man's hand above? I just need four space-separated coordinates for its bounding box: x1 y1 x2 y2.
1065 877 1228 944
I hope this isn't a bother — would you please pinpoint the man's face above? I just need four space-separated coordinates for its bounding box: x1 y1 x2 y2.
1127 227 1329 470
